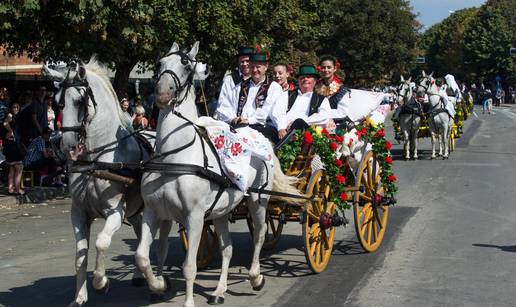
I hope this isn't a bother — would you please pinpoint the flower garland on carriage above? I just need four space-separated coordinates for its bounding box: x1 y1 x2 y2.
276 118 397 213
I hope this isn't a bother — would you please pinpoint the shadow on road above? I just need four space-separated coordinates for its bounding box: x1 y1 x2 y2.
472 243 516 253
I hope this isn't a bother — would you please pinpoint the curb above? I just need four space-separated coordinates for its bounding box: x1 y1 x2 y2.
0 186 69 206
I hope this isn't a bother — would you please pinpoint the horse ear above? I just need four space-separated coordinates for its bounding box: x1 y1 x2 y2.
78 64 87 80
169 42 179 54
429 72 434 78
408 76 412 82
421 70 426 77
400 75 405 82
42 65 65 81
188 41 200 58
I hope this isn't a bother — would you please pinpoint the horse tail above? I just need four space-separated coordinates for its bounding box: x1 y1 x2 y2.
271 154 305 205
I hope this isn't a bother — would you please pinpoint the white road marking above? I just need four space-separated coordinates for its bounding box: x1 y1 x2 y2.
473 111 479 118
498 109 516 121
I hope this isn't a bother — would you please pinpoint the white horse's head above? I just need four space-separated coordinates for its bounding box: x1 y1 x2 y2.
154 41 209 108
418 71 434 95
397 76 412 104
43 63 96 156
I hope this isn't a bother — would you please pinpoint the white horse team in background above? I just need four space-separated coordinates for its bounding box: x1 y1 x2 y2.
43 62 151 307
418 71 454 159
397 76 423 160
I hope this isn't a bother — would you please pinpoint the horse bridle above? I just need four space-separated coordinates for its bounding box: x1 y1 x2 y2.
155 50 198 106
58 70 98 144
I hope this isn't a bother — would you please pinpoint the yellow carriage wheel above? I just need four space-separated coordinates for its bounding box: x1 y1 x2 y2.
449 130 456 152
353 151 389 252
302 170 336 273
180 223 218 269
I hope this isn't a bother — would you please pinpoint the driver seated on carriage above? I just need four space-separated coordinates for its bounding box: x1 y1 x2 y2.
271 64 331 145
215 52 285 143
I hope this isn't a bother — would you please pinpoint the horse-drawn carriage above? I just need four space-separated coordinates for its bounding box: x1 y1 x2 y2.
44 42 397 306
182 122 396 273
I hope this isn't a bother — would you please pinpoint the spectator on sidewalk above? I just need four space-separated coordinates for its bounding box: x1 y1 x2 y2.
30 86 49 139
23 128 58 185
3 102 24 195
132 105 149 130
46 93 56 131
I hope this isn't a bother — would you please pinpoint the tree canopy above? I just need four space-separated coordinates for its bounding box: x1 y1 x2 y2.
1 0 421 95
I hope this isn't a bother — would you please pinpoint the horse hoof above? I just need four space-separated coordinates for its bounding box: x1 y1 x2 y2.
163 276 171 293
131 277 145 287
95 279 110 295
252 276 265 291
68 302 84 307
207 296 225 305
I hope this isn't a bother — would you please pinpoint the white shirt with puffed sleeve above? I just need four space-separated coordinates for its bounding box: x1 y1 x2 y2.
271 90 330 130
217 78 283 126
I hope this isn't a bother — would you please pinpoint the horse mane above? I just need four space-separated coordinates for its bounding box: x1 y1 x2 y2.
84 58 133 132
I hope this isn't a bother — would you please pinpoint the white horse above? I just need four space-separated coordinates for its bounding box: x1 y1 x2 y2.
135 42 300 307
397 76 423 160
43 62 153 307
418 71 454 159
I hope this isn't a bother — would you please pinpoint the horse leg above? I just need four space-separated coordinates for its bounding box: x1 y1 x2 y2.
411 129 418 160
430 129 437 159
402 129 410 160
156 220 172 276
443 124 450 159
135 207 168 293
69 206 91 307
208 217 233 304
247 199 267 291
92 209 123 294
183 214 205 307
438 129 444 157
127 214 145 287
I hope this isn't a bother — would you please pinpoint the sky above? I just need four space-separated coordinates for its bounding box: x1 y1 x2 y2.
410 0 487 30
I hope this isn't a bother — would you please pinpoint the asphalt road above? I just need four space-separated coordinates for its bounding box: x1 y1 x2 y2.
1 106 515 307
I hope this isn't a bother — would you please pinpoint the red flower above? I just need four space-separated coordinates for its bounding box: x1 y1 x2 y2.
321 128 329 136
330 142 338 151
214 136 225 149
316 65 322 72
348 138 354 147
303 131 313 145
385 156 393 164
385 140 392 151
336 175 346 184
388 175 397 183
360 127 367 135
376 128 385 138
340 192 348 201
266 51 271 59
335 135 344 143
335 59 341 70
355 130 362 139
335 159 343 167
255 44 262 53
288 83 295 91
230 142 243 156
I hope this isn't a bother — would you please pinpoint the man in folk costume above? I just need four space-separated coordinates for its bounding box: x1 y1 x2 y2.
216 46 254 114
216 52 284 143
272 64 331 140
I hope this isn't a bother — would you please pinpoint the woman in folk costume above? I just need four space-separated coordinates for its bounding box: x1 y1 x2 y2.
273 63 295 92
315 55 350 124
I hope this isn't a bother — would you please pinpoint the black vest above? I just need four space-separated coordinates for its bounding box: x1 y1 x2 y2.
237 77 273 117
230 69 242 85
287 91 325 116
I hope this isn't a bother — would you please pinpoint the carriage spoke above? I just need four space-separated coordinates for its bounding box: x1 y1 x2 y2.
322 228 329 249
367 160 373 188
360 210 372 234
307 210 319 222
372 218 378 242
315 241 321 264
269 216 277 235
366 218 373 244
374 208 384 229
361 176 373 195
360 194 373 203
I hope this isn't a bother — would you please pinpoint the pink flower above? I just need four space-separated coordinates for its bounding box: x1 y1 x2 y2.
230 143 242 156
214 136 225 149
